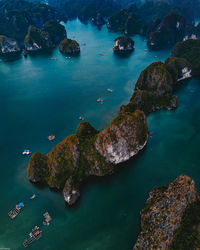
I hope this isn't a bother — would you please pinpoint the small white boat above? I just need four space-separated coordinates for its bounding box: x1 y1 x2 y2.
65 57 71 59
107 89 113 93
48 135 55 141
22 149 31 155
50 57 57 60
30 194 36 200
79 116 85 121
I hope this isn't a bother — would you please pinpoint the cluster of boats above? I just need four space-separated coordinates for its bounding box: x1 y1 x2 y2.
23 226 42 248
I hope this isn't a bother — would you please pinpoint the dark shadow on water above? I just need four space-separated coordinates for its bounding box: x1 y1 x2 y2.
28 49 54 59
0 52 22 62
113 50 134 59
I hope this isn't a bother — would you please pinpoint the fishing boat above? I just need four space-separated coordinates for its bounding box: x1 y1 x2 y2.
30 194 36 200
48 135 55 141
99 53 105 56
50 57 56 60
97 98 104 103
22 149 31 155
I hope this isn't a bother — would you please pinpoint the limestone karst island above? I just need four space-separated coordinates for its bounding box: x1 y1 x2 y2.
1 0 200 249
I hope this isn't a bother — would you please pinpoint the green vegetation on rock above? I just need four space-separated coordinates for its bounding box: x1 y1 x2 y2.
28 110 148 205
170 201 200 250
59 38 80 55
172 39 200 76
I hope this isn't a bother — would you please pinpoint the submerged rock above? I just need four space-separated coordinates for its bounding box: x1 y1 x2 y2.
59 38 80 55
28 111 148 205
0 35 20 55
134 175 199 249
113 36 134 53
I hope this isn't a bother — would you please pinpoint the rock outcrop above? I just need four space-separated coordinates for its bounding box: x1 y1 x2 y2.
134 175 199 249
28 111 148 205
113 36 134 53
120 62 178 115
0 35 20 55
147 12 199 50
172 38 200 76
59 38 80 55
25 21 66 52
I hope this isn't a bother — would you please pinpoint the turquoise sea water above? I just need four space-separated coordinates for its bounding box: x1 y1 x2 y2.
0 20 199 250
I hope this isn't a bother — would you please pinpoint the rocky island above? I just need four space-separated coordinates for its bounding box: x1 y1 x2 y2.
0 35 20 56
59 38 80 55
28 38 200 206
147 12 199 50
28 111 148 205
134 175 199 249
25 21 66 52
113 36 134 53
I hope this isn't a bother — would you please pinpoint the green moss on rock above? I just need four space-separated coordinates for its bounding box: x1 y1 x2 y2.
172 39 200 76
59 38 80 55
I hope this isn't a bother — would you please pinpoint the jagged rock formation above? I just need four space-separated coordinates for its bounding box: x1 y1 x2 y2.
107 6 142 35
165 57 192 82
172 38 200 76
28 111 148 205
0 0 66 43
113 36 134 53
0 35 20 55
59 38 80 55
120 62 179 115
147 12 199 50
25 21 66 52
134 175 199 249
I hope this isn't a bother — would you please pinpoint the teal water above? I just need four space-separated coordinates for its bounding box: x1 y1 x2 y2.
0 20 199 250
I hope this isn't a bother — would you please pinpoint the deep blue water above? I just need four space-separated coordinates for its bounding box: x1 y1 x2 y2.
0 20 199 250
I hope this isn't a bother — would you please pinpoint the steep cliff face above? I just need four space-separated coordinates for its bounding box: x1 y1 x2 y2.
28 111 148 205
120 62 178 114
95 111 148 164
172 38 200 76
113 36 134 53
147 12 199 50
134 175 199 249
0 35 20 55
25 21 66 52
59 38 80 55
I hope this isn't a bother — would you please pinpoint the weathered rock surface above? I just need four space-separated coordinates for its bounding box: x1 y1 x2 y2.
28 111 148 205
134 175 199 249
165 57 192 83
147 12 199 50
25 21 66 52
59 38 80 55
113 36 134 53
0 35 20 55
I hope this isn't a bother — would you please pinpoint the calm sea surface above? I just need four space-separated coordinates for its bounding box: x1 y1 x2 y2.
0 20 199 250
